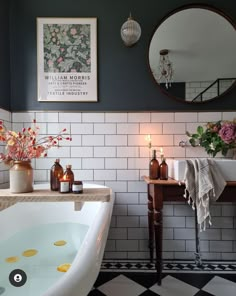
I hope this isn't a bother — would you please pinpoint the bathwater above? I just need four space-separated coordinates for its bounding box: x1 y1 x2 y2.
0 222 89 295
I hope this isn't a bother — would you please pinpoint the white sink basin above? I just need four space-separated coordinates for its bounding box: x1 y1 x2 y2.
168 159 236 181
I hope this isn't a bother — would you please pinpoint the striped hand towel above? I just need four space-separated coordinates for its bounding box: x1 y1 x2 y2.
184 158 226 231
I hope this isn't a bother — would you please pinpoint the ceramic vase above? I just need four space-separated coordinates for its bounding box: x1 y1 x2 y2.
10 161 33 193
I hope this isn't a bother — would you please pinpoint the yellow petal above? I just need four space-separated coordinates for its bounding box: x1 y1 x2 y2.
22 249 38 257
7 139 15 146
12 131 18 136
5 256 20 263
54 240 67 246
57 263 71 272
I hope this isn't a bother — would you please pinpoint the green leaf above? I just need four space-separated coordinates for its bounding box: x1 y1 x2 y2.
186 131 191 137
189 138 196 146
191 134 199 139
197 126 204 135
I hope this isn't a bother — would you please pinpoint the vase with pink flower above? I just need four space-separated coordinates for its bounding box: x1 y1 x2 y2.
0 120 71 193
186 119 236 158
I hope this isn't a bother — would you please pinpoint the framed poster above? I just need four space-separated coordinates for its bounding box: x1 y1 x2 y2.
37 17 97 102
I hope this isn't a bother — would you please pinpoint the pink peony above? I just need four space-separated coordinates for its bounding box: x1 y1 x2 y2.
219 122 236 144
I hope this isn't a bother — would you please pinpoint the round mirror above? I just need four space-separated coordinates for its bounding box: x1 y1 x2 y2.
148 5 236 103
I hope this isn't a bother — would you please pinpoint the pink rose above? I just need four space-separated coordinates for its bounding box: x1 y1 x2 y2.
57 57 63 63
70 28 77 35
47 60 53 66
219 123 236 144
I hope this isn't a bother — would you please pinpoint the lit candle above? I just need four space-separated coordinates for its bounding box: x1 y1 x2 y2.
59 176 70 193
145 134 152 149
160 147 164 161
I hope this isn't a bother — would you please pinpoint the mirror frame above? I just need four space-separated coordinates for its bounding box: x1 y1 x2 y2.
148 4 236 104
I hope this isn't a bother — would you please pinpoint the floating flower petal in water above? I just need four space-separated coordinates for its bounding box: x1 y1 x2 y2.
22 249 38 257
57 263 71 272
5 256 19 263
54 240 67 246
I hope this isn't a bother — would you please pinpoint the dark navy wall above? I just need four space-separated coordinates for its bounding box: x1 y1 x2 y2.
0 0 10 110
9 0 236 111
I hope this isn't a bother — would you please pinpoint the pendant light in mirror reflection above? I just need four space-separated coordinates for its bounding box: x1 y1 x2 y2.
121 13 141 47
158 49 174 89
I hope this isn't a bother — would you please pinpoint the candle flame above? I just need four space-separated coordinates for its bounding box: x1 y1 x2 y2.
145 135 152 149
145 134 151 142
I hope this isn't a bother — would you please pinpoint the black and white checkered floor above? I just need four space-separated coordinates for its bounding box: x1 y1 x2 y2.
88 261 236 296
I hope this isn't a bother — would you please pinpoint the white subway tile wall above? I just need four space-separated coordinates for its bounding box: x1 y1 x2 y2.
185 80 234 102
0 109 235 260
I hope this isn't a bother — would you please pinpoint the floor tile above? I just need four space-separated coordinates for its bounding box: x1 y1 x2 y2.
149 275 199 296
101 260 236 273
219 274 236 283
93 272 122 288
97 274 147 296
202 276 236 296
139 290 160 296
90 270 236 296
170 273 214 289
193 290 215 296
88 289 107 296
124 272 158 288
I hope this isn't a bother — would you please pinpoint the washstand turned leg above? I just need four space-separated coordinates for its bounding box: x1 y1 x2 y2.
154 207 163 285
148 191 154 262
194 207 203 267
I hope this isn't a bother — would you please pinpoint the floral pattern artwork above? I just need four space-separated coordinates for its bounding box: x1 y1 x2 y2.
37 18 97 102
43 24 91 73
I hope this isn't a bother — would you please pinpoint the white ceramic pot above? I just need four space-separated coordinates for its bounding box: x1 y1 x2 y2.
10 161 33 193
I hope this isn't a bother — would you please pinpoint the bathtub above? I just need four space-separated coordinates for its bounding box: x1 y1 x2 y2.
0 183 114 296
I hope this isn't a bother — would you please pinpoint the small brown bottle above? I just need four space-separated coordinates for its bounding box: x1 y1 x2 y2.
160 158 168 180
149 149 159 179
63 165 74 192
50 159 63 191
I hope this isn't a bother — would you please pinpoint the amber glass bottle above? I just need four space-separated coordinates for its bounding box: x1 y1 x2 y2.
63 165 74 192
160 158 168 180
149 149 159 179
50 159 63 191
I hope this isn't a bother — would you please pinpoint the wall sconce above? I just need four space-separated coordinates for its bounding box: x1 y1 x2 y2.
120 13 141 47
158 49 174 89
